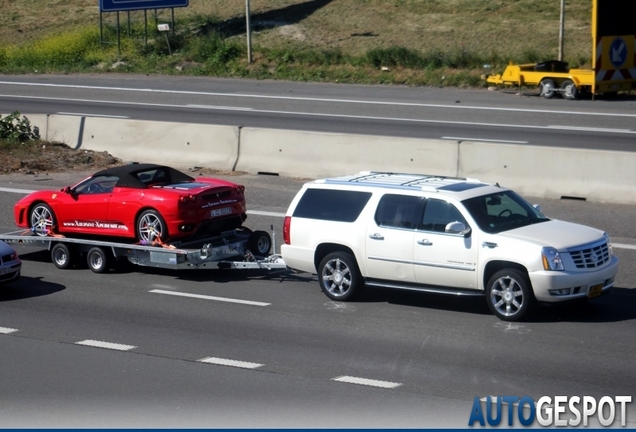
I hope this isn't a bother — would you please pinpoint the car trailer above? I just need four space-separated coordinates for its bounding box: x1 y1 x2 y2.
0 228 287 274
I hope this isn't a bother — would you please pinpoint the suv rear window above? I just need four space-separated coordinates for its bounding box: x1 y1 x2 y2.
293 189 372 222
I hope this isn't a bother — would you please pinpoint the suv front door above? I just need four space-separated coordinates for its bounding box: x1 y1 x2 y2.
365 194 422 283
413 198 479 289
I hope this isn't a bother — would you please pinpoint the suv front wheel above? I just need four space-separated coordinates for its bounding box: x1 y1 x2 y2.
486 269 534 321
318 252 363 301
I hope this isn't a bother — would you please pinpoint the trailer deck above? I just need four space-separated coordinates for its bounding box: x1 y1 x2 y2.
0 228 287 273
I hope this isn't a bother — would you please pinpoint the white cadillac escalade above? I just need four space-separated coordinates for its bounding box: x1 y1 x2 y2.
281 172 619 321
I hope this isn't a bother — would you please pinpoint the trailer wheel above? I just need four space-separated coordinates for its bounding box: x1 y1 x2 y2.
561 79 579 100
539 79 556 99
248 231 272 256
51 243 75 269
86 247 111 273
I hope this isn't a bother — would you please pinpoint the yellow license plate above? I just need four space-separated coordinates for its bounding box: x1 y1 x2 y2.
588 283 603 298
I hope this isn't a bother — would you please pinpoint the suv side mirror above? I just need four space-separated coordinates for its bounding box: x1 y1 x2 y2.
445 221 471 237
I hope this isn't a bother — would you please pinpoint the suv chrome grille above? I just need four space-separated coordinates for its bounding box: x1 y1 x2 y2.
569 241 610 269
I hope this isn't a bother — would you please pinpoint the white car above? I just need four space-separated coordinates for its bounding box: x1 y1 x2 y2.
0 241 21 286
281 172 619 321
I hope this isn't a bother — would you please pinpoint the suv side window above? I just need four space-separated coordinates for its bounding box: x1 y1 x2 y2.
293 189 372 222
419 198 467 233
375 194 422 229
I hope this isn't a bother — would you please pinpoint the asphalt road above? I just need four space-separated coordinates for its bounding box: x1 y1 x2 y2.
1 171 635 428
1 74 636 151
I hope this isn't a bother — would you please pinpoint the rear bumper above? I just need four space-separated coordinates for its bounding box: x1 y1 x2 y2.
169 214 245 239
281 244 317 274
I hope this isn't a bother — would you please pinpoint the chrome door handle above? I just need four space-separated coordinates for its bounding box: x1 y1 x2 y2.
417 239 433 246
369 233 384 240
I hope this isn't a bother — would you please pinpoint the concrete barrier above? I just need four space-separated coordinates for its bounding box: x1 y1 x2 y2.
80 117 239 171
458 141 636 204
235 127 459 178
11 113 636 204
47 114 84 147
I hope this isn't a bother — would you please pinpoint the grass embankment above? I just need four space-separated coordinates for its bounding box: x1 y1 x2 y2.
0 112 121 173
0 0 593 87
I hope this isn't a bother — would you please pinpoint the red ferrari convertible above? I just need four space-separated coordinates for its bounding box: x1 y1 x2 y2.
14 164 247 242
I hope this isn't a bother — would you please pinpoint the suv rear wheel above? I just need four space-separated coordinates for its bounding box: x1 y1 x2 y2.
318 252 363 301
486 269 533 321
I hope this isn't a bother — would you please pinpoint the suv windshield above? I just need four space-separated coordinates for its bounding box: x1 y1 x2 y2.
462 190 549 233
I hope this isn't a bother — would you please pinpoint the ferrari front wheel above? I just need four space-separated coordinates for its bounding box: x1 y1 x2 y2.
30 203 56 236
136 209 168 243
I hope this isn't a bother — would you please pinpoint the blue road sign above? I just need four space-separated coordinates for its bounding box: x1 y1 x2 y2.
609 37 627 69
99 0 189 13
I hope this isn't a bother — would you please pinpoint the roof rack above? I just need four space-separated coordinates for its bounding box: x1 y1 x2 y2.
322 171 482 192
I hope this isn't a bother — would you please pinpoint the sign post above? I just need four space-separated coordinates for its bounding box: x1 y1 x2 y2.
246 0 252 64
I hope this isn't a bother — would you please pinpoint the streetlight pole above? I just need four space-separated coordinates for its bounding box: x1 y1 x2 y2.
558 0 565 61
246 0 252 64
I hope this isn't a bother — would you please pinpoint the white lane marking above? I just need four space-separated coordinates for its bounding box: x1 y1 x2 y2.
149 289 270 306
332 375 402 389
187 104 254 111
198 356 264 369
57 112 129 118
2 94 636 135
75 339 136 351
0 186 36 194
547 125 633 133
614 243 636 250
442 136 529 144
0 327 19 334
247 210 286 217
2 80 636 118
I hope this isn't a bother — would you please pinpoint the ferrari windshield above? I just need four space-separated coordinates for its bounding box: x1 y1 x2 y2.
462 190 549 234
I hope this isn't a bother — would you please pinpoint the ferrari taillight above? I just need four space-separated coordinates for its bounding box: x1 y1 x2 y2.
179 194 197 204
236 185 245 194
283 216 291 245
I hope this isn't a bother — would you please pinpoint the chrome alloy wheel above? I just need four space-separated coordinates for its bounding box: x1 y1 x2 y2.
489 275 525 318
321 257 352 298
30 204 55 236
138 212 164 242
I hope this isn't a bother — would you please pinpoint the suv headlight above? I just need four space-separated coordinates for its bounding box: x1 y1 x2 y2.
604 232 613 257
542 247 564 271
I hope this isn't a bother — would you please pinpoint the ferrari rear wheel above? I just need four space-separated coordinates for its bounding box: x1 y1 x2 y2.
30 203 56 236
136 209 168 243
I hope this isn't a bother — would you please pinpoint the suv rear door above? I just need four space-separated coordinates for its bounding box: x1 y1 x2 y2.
365 194 422 283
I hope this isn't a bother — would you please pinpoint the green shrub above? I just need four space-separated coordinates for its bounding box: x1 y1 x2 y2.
0 111 41 143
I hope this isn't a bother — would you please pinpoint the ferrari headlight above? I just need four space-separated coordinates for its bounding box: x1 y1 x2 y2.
542 247 564 271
